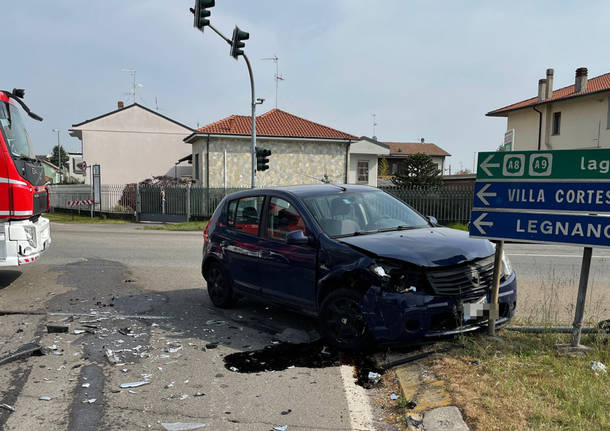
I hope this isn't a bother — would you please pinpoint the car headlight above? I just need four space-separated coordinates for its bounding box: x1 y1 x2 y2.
501 251 513 279
23 225 37 248
369 261 422 293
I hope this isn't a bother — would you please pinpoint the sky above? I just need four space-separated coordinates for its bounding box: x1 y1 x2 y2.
4 0 610 173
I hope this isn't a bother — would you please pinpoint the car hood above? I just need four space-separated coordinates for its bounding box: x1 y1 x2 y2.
338 227 494 267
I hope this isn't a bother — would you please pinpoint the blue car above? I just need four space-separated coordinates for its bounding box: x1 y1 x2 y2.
202 184 517 350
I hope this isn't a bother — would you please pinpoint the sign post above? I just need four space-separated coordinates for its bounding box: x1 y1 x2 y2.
92 164 101 217
470 148 610 344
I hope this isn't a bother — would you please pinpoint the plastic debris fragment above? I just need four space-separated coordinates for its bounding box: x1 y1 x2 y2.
390 393 399 400
81 383 90 388
591 361 607 373
273 426 288 431
0 403 15 412
74 329 86 335
367 372 381 383
82 399 96 404
120 381 150 388
39 396 51 401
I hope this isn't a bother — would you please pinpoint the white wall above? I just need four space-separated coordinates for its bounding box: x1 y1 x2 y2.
348 154 380 186
72 106 192 184
506 93 610 151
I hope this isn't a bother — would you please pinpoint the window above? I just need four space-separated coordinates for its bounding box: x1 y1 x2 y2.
227 196 264 235
357 160 369 183
552 112 561 135
194 153 200 180
267 197 307 241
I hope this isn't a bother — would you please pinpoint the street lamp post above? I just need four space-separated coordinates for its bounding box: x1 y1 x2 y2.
52 128 63 183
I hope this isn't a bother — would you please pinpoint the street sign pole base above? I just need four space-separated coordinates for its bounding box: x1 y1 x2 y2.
555 343 592 357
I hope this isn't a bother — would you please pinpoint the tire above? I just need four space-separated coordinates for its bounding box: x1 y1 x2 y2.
319 288 372 351
205 262 235 308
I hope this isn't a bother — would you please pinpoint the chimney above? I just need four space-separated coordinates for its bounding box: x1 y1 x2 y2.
575 67 588 93
117 101 124 109
228 118 236 132
545 68 554 99
537 79 547 102
420 138 425 144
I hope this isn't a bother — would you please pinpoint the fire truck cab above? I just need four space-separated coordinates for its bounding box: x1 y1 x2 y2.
0 89 51 266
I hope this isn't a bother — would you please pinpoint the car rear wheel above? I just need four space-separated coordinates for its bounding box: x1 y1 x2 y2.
319 289 372 351
206 262 235 308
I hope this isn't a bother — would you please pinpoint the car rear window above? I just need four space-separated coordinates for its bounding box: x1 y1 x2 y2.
227 196 265 235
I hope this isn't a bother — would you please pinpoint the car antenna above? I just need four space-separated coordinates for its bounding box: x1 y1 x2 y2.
327 184 347 191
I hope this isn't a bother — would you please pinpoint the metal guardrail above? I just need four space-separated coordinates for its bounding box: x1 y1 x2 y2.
49 184 474 224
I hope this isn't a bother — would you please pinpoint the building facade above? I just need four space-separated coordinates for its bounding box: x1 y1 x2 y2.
185 109 356 188
347 137 390 187
69 103 193 184
381 139 450 175
487 68 610 151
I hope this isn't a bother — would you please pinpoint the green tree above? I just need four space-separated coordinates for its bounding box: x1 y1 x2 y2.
378 157 389 176
50 145 69 170
391 153 442 187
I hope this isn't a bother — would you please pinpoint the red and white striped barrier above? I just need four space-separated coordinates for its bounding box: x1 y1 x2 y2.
67 200 94 207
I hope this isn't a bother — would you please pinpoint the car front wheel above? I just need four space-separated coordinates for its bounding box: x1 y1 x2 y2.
319 289 372 351
205 262 235 308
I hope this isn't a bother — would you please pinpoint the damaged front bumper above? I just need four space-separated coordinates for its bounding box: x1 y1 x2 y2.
361 272 517 345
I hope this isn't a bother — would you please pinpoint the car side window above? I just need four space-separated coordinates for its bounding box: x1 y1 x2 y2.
267 197 307 241
227 196 264 235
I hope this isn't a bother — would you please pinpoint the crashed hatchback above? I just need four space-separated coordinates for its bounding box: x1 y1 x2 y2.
202 184 517 350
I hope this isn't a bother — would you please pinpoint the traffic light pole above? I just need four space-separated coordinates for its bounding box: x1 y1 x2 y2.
208 24 257 188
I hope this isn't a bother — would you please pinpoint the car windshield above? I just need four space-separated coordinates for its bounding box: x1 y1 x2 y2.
0 101 36 160
303 190 429 237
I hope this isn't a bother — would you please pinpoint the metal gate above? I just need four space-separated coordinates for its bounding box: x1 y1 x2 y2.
138 185 189 222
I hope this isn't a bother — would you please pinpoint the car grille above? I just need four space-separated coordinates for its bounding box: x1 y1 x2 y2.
426 256 495 300
33 191 47 216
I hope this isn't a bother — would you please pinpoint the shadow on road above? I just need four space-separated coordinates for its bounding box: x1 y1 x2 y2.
0 270 21 291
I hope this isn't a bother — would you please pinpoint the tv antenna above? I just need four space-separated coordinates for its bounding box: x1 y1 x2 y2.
262 55 285 109
121 69 143 104
372 113 378 139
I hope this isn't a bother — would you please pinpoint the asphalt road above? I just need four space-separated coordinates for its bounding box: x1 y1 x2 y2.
0 223 608 430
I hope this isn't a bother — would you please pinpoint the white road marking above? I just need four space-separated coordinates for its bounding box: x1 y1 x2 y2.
507 253 610 259
339 365 374 431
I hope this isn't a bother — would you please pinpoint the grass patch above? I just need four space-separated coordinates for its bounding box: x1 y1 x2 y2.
44 212 130 224
141 221 208 231
446 222 468 231
427 331 609 431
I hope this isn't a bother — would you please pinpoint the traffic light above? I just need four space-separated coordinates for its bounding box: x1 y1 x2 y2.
256 147 271 172
230 26 249 59
192 0 215 31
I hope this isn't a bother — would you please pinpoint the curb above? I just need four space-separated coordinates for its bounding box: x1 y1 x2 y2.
394 362 470 431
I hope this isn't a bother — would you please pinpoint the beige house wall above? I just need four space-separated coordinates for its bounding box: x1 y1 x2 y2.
505 93 610 151
192 136 348 188
71 106 192 184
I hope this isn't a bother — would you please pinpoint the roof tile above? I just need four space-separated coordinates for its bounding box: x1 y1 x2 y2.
197 109 357 140
488 72 610 116
385 142 451 157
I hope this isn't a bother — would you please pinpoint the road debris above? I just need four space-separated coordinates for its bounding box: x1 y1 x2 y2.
180 394 189 400
390 393 399 400
591 361 607 373
105 349 120 364
205 319 226 325
161 423 207 431
280 409 292 415
0 403 15 412
0 343 43 366
74 329 86 335
82 383 90 388
39 396 51 401
367 371 381 383
120 381 150 388
273 426 288 431
82 399 97 404
46 324 69 333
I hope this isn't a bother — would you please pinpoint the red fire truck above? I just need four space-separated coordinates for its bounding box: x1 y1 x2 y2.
0 89 50 265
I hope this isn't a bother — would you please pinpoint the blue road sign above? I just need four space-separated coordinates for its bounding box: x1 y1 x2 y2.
469 210 610 248
474 181 610 213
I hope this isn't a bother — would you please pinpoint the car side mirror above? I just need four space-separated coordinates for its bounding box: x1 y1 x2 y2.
426 215 438 225
286 230 310 246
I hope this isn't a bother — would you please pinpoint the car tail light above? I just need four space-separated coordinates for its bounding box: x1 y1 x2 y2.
203 222 210 243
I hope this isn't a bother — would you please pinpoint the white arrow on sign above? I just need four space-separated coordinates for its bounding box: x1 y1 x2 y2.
476 183 497 206
480 154 500 176
473 212 493 235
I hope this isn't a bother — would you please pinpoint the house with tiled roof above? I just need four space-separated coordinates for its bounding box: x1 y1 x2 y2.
184 109 358 187
380 138 451 175
487 67 610 151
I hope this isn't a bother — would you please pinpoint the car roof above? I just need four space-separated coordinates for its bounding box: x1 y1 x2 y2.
236 184 380 199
